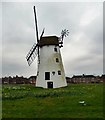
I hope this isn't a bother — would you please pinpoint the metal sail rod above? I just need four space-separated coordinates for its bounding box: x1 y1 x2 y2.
33 6 39 43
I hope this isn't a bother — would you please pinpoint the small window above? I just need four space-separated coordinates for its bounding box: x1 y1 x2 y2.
52 71 55 75
54 48 57 52
58 71 61 75
56 58 59 62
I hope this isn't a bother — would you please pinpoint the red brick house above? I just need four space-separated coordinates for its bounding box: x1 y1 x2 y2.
28 76 36 85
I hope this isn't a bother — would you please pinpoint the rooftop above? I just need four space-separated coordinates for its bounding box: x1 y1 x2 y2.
39 36 59 46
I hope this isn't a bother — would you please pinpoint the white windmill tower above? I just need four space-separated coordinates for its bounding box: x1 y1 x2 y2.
26 6 69 88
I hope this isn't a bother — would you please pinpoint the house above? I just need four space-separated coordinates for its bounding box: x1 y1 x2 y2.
70 74 97 83
2 75 29 84
66 77 72 83
100 74 105 83
15 76 29 84
28 76 36 85
2 77 9 84
83 75 96 83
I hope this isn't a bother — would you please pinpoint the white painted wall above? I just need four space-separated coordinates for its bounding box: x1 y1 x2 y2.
36 45 67 88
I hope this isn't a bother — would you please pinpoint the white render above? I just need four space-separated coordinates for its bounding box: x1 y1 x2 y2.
36 37 67 88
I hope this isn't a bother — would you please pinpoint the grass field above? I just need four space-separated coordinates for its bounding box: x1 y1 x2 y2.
2 83 104 119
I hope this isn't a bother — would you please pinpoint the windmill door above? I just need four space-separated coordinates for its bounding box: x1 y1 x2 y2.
47 82 53 88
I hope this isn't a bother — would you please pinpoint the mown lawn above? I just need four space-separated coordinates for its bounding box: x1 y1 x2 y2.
2 83 104 119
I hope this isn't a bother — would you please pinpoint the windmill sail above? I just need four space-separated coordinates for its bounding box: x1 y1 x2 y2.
40 28 45 40
26 43 38 66
26 6 42 66
33 6 40 64
33 6 39 43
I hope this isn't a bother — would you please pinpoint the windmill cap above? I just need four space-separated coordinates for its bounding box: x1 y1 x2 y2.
39 36 59 46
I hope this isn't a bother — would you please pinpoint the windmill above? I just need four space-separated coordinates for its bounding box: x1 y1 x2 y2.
26 6 69 88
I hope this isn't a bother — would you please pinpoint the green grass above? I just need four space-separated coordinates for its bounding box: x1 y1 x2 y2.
2 83 104 119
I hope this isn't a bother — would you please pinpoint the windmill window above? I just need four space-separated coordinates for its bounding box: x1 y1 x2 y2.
58 71 61 75
56 58 59 62
54 48 57 52
52 71 55 75
45 72 50 80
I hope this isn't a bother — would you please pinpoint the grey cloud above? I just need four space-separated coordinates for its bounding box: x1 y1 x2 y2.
64 54 103 77
2 3 35 45
2 2 103 77
2 55 37 77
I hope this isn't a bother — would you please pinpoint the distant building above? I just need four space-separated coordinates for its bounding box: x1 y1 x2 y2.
2 75 29 84
1 74 103 85
100 74 105 83
66 77 71 83
2 77 9 84
28 76 36 85
67 74 103 84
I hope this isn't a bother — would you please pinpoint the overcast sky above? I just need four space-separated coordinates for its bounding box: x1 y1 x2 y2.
1 2 103 78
